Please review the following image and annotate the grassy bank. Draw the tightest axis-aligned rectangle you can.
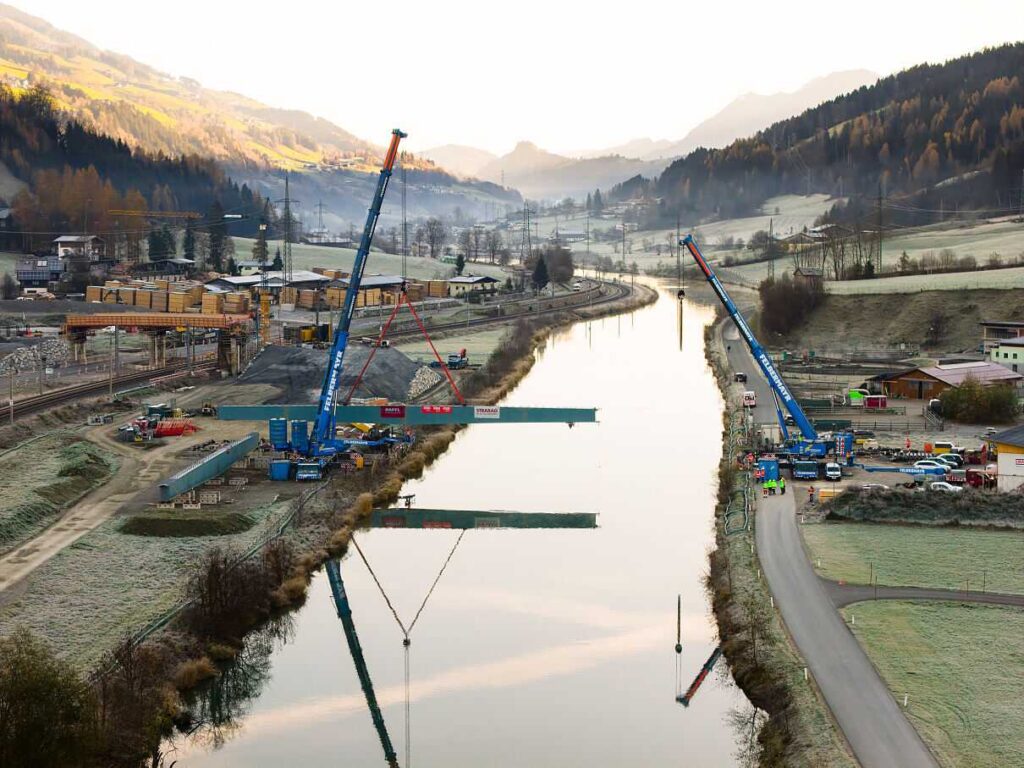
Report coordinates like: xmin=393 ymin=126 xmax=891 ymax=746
xmin=0 ymin=434 xmax=118 ymax=553
xmin=842 ymin=601 xmax=1024 ymax=768
xmin=703 ymin=318 xmax=855 ymax=768
xmin=803 ymin=522 xmax=1024 ymax=594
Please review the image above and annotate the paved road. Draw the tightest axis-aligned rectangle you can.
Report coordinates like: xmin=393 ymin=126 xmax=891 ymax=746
xmin=825 ymin=579 xmax=1024 ymax=609
xmin=719 ymin=317 xmax=939 ymax=768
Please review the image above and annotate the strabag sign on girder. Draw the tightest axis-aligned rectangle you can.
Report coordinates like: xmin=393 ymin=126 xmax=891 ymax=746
xmin=473 ymin=405 xmax=501 ymax=419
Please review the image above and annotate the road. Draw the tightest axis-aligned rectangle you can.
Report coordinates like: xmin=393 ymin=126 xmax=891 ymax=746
xmin=825 ymin=579 xmax=1024 ymax=609
xmin=721 ymin=318 xmax=939 ymax=768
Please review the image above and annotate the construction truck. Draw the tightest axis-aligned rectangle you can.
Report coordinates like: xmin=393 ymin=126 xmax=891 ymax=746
xmin=431 ymin=348 xmax=468 ymax=370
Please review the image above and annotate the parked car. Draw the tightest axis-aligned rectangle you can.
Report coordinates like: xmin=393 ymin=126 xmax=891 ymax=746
xmin=734 ymin=372 xmax=747 ymax=383
xmin=936 ymin=453 xmax=964 ymax=468
xmin=572 ymin=282 xmax=583 ymax=292
xmin=861 ymin=483 xmax=888 ymax=491
xmin=914 ymin=460 xmax=948 ymax=471
xmin=824 ymin=462 xmax=842 ymax=481
xmin=932 ymin=440 xmax=964 ymax=455
xmin=927 ymin=481 xmax=963 ymax=492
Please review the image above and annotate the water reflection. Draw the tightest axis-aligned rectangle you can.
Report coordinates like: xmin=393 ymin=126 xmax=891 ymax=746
xmin=169 ymin=286 xmax=748 ymax=767
xmin=173 ymin=616 xmax=295 ymax=755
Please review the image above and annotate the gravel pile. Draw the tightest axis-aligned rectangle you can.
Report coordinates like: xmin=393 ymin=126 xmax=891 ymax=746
xmin=237 ymin=343 xmax=429 ymax=403
xmin=407 ymin=366 xmax=443 ymax=400
xmin=0 ymin=338 xmax=69 ymax=374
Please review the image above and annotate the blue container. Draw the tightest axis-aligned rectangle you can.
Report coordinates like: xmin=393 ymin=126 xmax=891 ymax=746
xmin=268 ymin=460 xmax=292 ymax=481
xmin=757 ymin=458 xmax=780 ymax=482
xmin=269 ymin=418 xmax=289 ymax=451
xmin=290 ymin=420 xmax=309 ymax=453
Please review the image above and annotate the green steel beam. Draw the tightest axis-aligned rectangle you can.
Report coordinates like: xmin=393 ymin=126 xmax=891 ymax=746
xmin=369 ymin=508 xmax=597 ymax=529
xmin=216 ymin=404 xmax=597 ymax=425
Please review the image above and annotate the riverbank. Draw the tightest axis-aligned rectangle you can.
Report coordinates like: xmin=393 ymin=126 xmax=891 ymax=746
xmin=702 ymin=315 xmax=855 ymax=768
xmin=28 ymin=279 xmax=659 ymax=766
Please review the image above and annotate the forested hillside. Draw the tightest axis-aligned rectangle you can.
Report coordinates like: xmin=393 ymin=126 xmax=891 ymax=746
xmin=653 ymin=44 xmax=1024 ymax=226
xmin=2 ymin=85 xmax=270 ymax=253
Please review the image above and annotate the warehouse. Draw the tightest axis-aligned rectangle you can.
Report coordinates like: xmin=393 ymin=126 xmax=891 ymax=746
xmin=881 ymin=361 xmax=1023 ymax=399
xmin=987 ymin=425 xmax=1024 ymax=492
xmin=448 ymin=274 xmax=499 ymax=296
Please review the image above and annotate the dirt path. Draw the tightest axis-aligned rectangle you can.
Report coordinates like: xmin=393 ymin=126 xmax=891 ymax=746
xmin=0 ymin=420 xmax=257 ymax=595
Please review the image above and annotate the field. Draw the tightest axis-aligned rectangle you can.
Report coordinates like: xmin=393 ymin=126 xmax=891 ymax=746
xmin=723 ymin=218 xmax=1024 ymax=293
xmin=393 ymin=326 xmax=508 ymax=364
xmin=0 ymin=496 xmax=297 ymax=669
xmin=841 ymin=601 xmax=1024 ymax=768
xmin=803 ymin=522 xmax=1024 ymax=594
xmin=231 ymin=238 xmax=507 ymax=282
xmin=0 ymin=433 xmax=117 ymax=553
xmin=530 ymin=194 xmax=836 ymax=273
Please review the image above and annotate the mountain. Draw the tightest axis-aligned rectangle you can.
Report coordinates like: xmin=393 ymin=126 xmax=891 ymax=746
xmin=471 ymin=141 xmax=665 ymax=200
xmin=656 ymin=70 xmax=879 ymax=159
xmin=418 ymin=144 xmax=497 ymax=178
xmin=576 ymin=138 xmax=674 ymax=160
xmin=0 ymin=3 xmax=373 ymax=167
xmin=652 ymin=45 xmax=1024 ymax=225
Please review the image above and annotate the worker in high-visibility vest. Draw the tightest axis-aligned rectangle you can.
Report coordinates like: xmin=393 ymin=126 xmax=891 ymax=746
xmin=779 ymin=477 xmax=786 ymax=495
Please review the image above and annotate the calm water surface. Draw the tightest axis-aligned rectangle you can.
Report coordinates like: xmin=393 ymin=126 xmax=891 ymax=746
xmin=171 ymin=285 xmax=747 ymax=767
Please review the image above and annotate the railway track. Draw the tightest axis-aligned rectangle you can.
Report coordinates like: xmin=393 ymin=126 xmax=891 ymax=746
xmin=1 ymin=360 xmax=212 ymax=421
xmin=381 ymin=280 xmax=633 ymax=340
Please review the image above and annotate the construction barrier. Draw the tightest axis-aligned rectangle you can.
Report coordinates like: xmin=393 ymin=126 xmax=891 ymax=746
xmin=158 ymin=432 xmax=259 ymax=502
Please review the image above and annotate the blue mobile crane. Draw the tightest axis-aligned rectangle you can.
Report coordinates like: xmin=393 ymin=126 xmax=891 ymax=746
xmin=278 ymin=129 xmax=410 ymax=480
xmin=680 ymin=234 xmax=853 ymax=459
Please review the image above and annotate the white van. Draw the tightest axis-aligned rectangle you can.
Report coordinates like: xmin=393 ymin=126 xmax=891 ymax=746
xmin=824 ymin=462 xmax=842 ymax=481
xmin=742 ymin=391 xmax=757 ymax=408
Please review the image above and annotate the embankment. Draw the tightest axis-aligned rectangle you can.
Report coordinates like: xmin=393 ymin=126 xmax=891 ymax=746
xmin=703 ymin=317 xmax=856 ymax=768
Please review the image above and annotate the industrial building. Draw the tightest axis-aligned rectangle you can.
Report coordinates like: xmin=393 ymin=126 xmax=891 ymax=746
xmin=879 ymin=361 xmax=1023 ymax=399
xmin=987 ymin=425 xmax=1024 ymax=492
xmin=980 ymin=320 xmax=1024 ymax=351
xmin=448 ymin=274 xmax=499 ymax=296
xmin=989 ymin=337 xmax=1024 ymax=373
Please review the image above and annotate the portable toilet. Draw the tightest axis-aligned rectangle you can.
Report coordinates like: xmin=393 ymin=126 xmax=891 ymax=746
xmin=269 ymin=418 xmax=289 ymax=451
xmin=290 ymin=420 xmax=310 ymax=453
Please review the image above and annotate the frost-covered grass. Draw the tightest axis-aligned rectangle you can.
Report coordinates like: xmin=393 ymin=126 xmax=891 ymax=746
xmin=0 ymin=498 xmax=295 ymax=669
xmin=843 ymin=601 xmax=1024 ymax=768
xmin=803 ymin=522 xmax=1024 ymax=594
xmin=0 ymin=435 xmax=117 ymax=552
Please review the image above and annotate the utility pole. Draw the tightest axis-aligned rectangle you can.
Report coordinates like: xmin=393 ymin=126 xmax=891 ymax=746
xmin=676 ymin=212 xmax=681 ymax=288
xmin=1019 ymin=168 xmax=1024 ymax=218
xmin=108 ymin=327 xmax=118 ymax=398
xmin=767 ymin=217 xmax=775 ymax=281
xmin=585 ymin=211 xmax=590 ymax=269
xmin=8 ymin=368 xmax=13 ymax=425
xmin=277 ymin=173 xmax=299 ymax=284
xmin=877 ymin=182 xmax=884 ymax=274
xmin=401 ymin=162 xmax=408 ymax=280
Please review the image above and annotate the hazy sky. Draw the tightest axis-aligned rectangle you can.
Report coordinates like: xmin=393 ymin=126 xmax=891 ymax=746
xmin=21 ymin=0 xmax=1024 ymax=155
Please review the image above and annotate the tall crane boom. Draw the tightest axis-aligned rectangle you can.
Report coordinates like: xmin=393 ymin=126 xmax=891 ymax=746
xmin=679 ymin=234 xmax=819 ymax=445
xmin=310 ymin=129 xmax=406 ymax=457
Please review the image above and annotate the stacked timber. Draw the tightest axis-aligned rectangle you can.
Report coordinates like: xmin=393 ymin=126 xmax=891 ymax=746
xmin=427 ymin=280 xmax=447 ymax=298
xmin=223 ymin=292 xmax=250 ymax=314
xmin=201 ymin=293 xmax=224 ymax=314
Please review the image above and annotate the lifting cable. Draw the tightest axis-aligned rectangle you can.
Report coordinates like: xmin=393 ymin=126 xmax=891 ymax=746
xmin=350 ymin=529 xmax=467 ymax=768
xmin=342 ymin=290 xmax=466 ymax=407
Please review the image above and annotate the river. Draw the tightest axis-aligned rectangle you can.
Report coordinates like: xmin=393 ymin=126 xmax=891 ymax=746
xmin=168 ymin=284 xmax=748 ymax=767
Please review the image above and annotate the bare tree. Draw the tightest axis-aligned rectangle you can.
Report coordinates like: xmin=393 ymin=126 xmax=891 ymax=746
xmin=424 ymin=218 xmax=448 ymax=259
xmin=485 ymin=229 xmax=503 ymax=263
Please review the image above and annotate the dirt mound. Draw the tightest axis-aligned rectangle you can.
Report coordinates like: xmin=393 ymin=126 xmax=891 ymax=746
xmin=237 ymin=343 xmax=440 ymax=403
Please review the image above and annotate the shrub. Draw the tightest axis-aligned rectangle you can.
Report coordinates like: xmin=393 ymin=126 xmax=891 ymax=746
xmin=940 ymin=376 xmax=1020 ymax=423
xmin=757 ymin=274 xmax=825 ymax=335
xmin=0 ymin=628 xmax=98 ymax=766
xmin=173 ymin=657 xmax=218 ymax=690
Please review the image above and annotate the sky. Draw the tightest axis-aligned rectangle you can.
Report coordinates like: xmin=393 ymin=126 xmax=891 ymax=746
xmin=18 ymin=0 xmax=1024 ymax=155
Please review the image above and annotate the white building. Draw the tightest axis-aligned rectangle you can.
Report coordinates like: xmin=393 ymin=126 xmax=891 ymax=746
xmin=989 ymin=337 xmax=1024 ymax=374
xmin=54 ymin=235 xmax=105 ymax=262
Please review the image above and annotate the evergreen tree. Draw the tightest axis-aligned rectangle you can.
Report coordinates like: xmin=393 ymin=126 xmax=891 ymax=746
xmin=252 ymin=214 xmax=269 ymax=264
xmin=455 ymin=252 xmax=466 ymax=276
xmin=586 ymin=192 xmax=592 ymax=211
xmin=182 ymin=219 xmax=196 ymax=262
xmin=272 ymin=247 xmax=283 ymax=271
xmin=592 ymin=189 xmax=603 ymax=213
xmin=207 ymin=200 xmax=227 ymax=272
xmin=227 ymin=256 xmax=239 ymax=276
xmin=532 ymin=256 xmax=549 ymax=290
